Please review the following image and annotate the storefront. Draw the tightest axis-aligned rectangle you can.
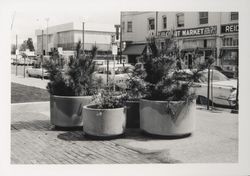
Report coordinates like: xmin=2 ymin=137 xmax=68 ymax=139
xmin=219 ymin=23 xmax=238 ymax=72
xmin=175 ymin=26 xmax=217 ymax=69
xmin=122 ymin=44 xmax=146 ymax=64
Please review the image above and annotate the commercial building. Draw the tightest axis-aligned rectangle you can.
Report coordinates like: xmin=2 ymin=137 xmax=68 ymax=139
xmin=35 ymin=22 xmax=115 ymax=58
xmin=121 ymin=12 xmax=238 ymax=72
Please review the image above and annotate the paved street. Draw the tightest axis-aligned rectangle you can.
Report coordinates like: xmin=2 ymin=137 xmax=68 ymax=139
xmin=11 ymin=71 xmax=48 ymax=90
xmin=11 ymin=102 xmax=238 ymax=164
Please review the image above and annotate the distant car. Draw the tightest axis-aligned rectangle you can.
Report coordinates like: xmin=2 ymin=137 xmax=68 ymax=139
xmin=173 ymin=69 xmax=237 ymax=108
xmin=213 ymin=65 xmax=235 ymax=79
xmin=93 ymin=64 xmax=134 ymax=89
xmin=26 ymin=66 xmax=49 ymax=78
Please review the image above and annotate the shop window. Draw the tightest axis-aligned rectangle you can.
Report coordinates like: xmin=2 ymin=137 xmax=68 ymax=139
xmin=231 ymin=12 xmax=238 ymax=21
xmin=162 ymin=16 xmax=167 ymax=29
xmin=223 ymin=37 xmax=238 ymax=47
xmin=199 ymin=12 xmax=208 ymax=24
xmin=127 ymin=21 xmax=132 ymax=32
xmin=148 ymin=18 xmax=155 ymax=30
xmin=176 ymin=13 xmax=184 ymax=27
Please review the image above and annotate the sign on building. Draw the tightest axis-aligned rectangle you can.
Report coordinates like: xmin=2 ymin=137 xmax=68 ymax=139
xmin=221 ymin=23 xmax=238 ymax=34
xmin=174 ymin=26 xmax=217 ymax=37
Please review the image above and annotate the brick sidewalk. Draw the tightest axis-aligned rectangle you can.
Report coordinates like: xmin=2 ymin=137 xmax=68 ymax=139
xmin=11 ymin=102 xmax=238 ymax=164
xmin=11 ymin=102 xmax=161 ymax=164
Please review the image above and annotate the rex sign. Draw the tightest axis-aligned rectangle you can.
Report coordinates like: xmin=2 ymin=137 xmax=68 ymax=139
xmin=174 ymin=26 xmax=217 ymax=37
xmin=221 ymin=23 xmax=238 ymax=34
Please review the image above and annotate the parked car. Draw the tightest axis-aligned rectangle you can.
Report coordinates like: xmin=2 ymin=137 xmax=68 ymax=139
xmin=93 ymin=64 xmax=134 ymax=89
xmin=26 ymin=66 xmax=49 ymax=78
xmin=213 ymin=65 xmax=235 ymax=78
xmin=173 ymin=69 xmax=237 ymax=108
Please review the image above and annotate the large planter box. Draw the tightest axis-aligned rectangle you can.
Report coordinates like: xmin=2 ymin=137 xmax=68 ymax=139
xmin=83 ymin=105 xmax=126 ymax=138
xmin=126 ymin=100 xmax=140 ymax=128
xmin=50 ymin=95 xmax=92 ymax=127
xmin=140 ymin=99 xmax=196 ymax=136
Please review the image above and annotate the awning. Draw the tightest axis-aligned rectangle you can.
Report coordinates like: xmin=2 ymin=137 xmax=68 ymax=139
xmin=122 ymin=44 xmax=146 ymax=55
xmin=220 ymin=47 xmax=238 ymax=51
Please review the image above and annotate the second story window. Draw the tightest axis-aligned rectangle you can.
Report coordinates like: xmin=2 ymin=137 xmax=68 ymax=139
xmin=231 ymin=12 xmax=238 ymax=20
xmin=199 ymin=12 xmax=208 ymax=24
xmin=177 ymin=13 xmax=184 ymax=27
xmin=127 ymin=21 xmax=132 ymax=32
xmin=162 ymin=16 xmax=167 ymax=29
xmin=148 ymin=18 xmax=155 ymax=30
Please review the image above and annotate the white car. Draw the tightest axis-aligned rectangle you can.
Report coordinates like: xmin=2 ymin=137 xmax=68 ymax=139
xmin=191 ymin=69 xmax=237 ymax=107
xmin=26 ymin=67 xmax=49 ymax=78
xmin=93 ymin=64 xmax=134 ymax=89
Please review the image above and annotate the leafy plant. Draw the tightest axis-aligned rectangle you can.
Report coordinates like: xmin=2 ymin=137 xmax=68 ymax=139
xmin=44 ymin=41 xmax=101 ymax=96
xmin=91 ymin=89 xmax=127 ymax=109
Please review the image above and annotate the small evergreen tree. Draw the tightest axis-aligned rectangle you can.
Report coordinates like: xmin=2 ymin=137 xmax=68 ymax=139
xmin=45 ymin=41 xmax=100 ymax=96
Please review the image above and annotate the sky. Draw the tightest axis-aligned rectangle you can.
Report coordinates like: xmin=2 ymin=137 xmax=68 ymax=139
xmin=10 ymin=8 xmax=120 ymax=45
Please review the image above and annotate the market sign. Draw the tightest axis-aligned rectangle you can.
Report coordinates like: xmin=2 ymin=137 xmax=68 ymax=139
xmin=158 ymin=26 xmax=217 ymax=38
xmin=174 ymin=26 xmax=217 ymax=37
xmin=221 ymin=23 xmax=238 ymax=34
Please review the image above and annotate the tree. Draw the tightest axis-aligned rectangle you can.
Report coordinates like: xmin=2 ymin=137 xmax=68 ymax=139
xmin=11 ymin=44 xmax=17 ymax=54
xmin=19 ymin=38 xmax=35 ymax=51
xmin=26 ymin=38 xmax=35 ymax=51
xmin=19 ymin=40 xmax=27 ymax=51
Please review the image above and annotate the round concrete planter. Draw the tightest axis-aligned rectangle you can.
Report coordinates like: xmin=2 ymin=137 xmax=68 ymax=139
xmin=83 ymin=105 xmax=126 ymax=138
xmin=125 ymin=100 xmax=140 ymax=128
xmin=50 ymin=95 xmax=92 ymax=127
xmin=140 ymin=99 xmax=196 ymax=137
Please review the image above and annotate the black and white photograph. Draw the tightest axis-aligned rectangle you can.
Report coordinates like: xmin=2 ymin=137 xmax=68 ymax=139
xmin=1 ymin=0 xmax=250 ymax=175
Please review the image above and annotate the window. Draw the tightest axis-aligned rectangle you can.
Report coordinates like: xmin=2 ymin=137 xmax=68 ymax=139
xmin=162 ymin=16 xmax=167 ymax=29
xmin=176 ymin=13 xmax=184 ymax=27
xmin=148 ymin=18 xmax=155 ymax=30
xmin=199 ymin=12 xmax=208 ymax=24
xmin=127 ymin=21 xmax=132 ymax=32
xmin=231 ymin=12 xmax=238 ymax=20
xmin=223 ymin=37 xmax=238 ymax=46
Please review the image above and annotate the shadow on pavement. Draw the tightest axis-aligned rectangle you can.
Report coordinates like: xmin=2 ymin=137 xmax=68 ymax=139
xmin=57 ymin=128 xmax=192 ymax=142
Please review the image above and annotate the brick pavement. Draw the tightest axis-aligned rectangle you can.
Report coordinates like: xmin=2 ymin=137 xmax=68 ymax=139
xmin=11 ymin=102 xmax=162 ymax=164
xmin=11 ymin=102 xmax=238 ymax=164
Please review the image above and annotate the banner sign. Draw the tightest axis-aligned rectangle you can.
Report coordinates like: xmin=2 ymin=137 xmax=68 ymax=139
xmin=158 ymin=26 xmax=217 ymax=38
xmin=221 ymin=23 xmax=238 ymax=34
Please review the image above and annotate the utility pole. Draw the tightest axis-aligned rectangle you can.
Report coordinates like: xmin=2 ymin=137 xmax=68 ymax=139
xmin=46 ymin=18 xmax=49 ymax=55
xmin=15 ymin=34 xmax=18 ymax=76
xmin=207 ymin=65 xmax=210 ymax=110
xmin=120 ymin=12 xmax=122 ymax=64
xmin=41 ymin=30 xmax=44 ymax=80
xmin=82 ymin=22 xmax=85 ymax=54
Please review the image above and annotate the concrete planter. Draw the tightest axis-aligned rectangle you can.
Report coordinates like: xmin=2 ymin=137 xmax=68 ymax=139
xmin=50 ymin=95 xmax=92 ymax=127
xmin=125 ymin=100 xmax=140 ymax=128
xmin=83 ymin=105 xmax=126 ymax=138
xmin=140 ymin=99 xmax=196 ymax=136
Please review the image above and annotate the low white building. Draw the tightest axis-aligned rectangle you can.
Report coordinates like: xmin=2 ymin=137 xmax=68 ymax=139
xmin=35 ymin=22 xmax=115 ymax=57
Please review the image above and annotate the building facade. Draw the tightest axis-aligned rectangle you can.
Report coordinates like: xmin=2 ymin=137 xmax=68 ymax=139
xmin=35 ymin=22 xmax=115 ymax=57
xmin=121 ymin=12 xmax=238 ymax=72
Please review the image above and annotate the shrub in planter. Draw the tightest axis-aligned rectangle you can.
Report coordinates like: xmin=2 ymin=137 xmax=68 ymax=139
xmin=44 ymin=42 xmax=101 ymax=127
xmin=83 ymin=90 xmax=127 ymax=138
xmin=138 ymin=36 xmax=208 ymax=137
xmin=125 ymin=63 xmax=147 ymax=128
